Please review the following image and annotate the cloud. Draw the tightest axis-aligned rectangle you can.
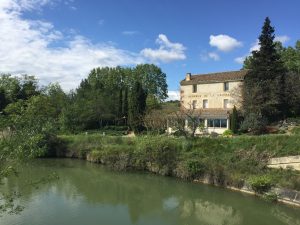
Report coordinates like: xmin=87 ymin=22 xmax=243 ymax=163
xmin=234 ymin=56 xmax=246 ymax=64
xmin=209 ymin=34 xmax=242 ymax=52
xmin=167 ymin=90 xmax=180 ymax=101
xmin=235 ymin=35 xmax=290 ymax=64
xmin=141 ymin=34 xmax=186 ymax=63
xmin=0 ymin=0 xmax=148 ymax=90
xmin=275 ymin=35 xmax=290 ymax=44
xmin=122 ymin=30 xmax=139 ymax=36
xmin=208 ymin=52 xmax=220 ymax=61
xmin=200 ymin=51 xmax=220 ymax=62
xmin=249 ymin=39 xmax=260 ymax=52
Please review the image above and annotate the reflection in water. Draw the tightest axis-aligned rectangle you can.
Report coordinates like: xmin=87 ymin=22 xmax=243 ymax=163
xmin=163 ymin=197 xmax=180 ymax=211
xmin=272 ymin=208 xmax=300 ymax=225
xmin=1 ymin=159 xmax=300 ymax=225
xmin=194 ymin=200 xmax=242 ymax=225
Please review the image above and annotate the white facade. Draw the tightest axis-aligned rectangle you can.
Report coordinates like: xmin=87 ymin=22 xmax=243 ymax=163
xmin=169 ymin=71 xmax=246 ymax=135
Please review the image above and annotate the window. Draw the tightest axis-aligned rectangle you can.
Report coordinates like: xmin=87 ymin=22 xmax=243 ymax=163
xmin=224 ymin=99 xmax=229 ymax=109
xmin=224 ymin=82 xmax=229 ymax=91
xmin=192 ymin=84 xmax=197 ymax=93
xmin=192 ymin=100 xmax=197 ymax=109
xmin=203 ymin=99 xmax=208 ymax=109
xmin=208 ymin=119 xmax=214 ymax=127
xmin=207 ymin=119 xmax=228 ymax=128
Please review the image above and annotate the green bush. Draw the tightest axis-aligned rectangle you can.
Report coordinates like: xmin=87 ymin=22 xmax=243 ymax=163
xmin=262 ymin=192 xmax=278 ymax=202
xmin=222 ymin=129 xmax=233 ymax=137
xmin=241 ymin=113 xmax=267 ymax=134
xmin=248 ymin=175 xmax=274 ymax=194
xmin=186 ymin=159 xmax=206 ymax=178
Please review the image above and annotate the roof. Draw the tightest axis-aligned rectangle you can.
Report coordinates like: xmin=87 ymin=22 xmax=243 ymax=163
xmin=180 ymin=70 xmax=249 ymax=86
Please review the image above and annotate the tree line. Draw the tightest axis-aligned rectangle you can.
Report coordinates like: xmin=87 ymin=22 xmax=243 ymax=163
xmin=0 ymin=64 xmax=168 ymax=177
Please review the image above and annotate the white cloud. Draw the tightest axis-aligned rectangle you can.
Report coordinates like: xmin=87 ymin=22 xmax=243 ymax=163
xmin=200 ymin=51 xmax=220 ymax=62
xmin=209 ymin=34 xmax=242 ymax=52
xmin=249 ymin=39 xmax=260 ymax=52
xmin=234 ymin=56 xmax=246 ymax=64
xmin=275 ymin=35 xmax=290 ymax=44
xmin=0 ymin=0 xmax=148 ymax=90
xmin=235 ymin=34 xmax=290 ymax=64
xmin=167 ymin=90 xmax=180 ymax=101
xmin=208 ymin=52 xmax=220 ymax=61
xmin=141 ymin=34 xmax=186 ymax=63
xmin=0 ymin=1 xmax=186 ymax=90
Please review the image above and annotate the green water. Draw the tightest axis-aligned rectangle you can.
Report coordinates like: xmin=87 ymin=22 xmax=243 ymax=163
xmin=1 ymin=159 xmax=300 ymax=225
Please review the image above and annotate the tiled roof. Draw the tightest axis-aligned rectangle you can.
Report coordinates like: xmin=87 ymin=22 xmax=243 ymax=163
xmin=180 ymin=70 xmax=249 ymax=85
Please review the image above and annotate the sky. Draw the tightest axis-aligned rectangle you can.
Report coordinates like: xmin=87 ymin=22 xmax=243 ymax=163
xmin=0 ymin=0 xmax=300 ymax=100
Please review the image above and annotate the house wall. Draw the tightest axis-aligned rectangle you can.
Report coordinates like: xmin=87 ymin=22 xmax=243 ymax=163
xmin=180 ymin=81 xmax=242 ymax=110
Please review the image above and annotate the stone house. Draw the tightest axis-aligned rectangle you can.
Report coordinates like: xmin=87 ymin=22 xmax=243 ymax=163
xmin=170 ymin=70 xmax=248 ymax=134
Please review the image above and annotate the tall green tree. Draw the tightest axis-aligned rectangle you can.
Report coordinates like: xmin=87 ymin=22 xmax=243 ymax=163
xmin=230 ymin=106 xmax=239 ymax=134
xmin=128 ymin=81 xmax=147 ymax=132
xmin=0 ymin=74 xmax=21 ymax=103
xmin=18 ymin=75 xmax=40 ymax=100
xmin=242 ymin=17 xmax=286 ymax=124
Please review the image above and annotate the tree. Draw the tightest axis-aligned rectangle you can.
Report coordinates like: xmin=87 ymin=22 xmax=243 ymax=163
xmin=284 ymin=72 xmax=300 ymax=116
xmin=230 ymin=106 xmax=239 ymax=134
xmin=128 ymin=81 xmax=147 ymax=132
xmin=0 ymin=74 xmax=21 ymax=103
xmin=134 ymin=64 xmax=168 ymax=102
xmin=18 ymin=75 xmax=40 ymax=100
xmin=242 ymin=17 xmax=286 ymax=125
xmin=169 ymin=104 xmax=204 ymax=138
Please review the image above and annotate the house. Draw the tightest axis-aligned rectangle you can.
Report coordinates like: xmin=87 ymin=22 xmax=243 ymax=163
xmin=170 ymin=70 xmax=248 ymax=134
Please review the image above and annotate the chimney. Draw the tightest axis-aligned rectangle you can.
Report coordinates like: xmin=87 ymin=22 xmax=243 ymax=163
xmin=185 ymin=73 xmax=191 ymax=81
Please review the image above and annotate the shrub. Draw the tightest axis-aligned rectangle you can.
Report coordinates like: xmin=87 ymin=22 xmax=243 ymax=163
xmin=222 ymin=129 xmax=233 ymax=137
xmin=241 ymin=113 xmax=267 ymax=134
xmin=262 ymin=192 xmax=278 ymax=202
xmin=186 ymin=159 xmax=207 ymax=178
xmin=248 ymin=175 xmax=274 ymax=194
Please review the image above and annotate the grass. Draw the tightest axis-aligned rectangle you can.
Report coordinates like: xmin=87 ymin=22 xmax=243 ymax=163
xmin=56 ymin=130 xmax=300 ymax=191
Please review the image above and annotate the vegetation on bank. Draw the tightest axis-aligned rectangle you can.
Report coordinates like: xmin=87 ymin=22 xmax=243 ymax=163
xmin=54 ymin=133 xmax=300 ymax=195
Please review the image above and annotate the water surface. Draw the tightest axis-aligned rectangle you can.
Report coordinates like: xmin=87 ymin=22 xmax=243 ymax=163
xmin=1 ymin=159 xmax=300 ymax=225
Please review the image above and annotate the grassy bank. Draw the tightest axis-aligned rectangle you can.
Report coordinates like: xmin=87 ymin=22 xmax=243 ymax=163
xmin=53 ymin=132 xmax=300 ymax=194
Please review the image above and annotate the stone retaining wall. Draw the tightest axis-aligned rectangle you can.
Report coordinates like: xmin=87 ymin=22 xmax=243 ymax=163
xmin=268 ymin=155 xmax=300 ymax=171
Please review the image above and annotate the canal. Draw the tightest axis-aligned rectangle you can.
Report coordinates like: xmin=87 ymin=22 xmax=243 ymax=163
xmin=1 ymin=159 xmax=300 ymax=225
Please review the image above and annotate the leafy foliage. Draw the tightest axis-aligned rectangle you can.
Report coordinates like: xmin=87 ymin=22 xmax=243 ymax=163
xmin=242 ymin=17 xmax=286 ymax=126
xmin=248 ymin=175 xmax=274 ymax=194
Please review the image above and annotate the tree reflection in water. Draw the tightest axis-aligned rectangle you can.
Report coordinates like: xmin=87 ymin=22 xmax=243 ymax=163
xmin=1 ymin=159 xmax=300 ymax=225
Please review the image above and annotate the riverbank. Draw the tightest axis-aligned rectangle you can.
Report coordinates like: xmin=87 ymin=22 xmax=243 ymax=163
xmin=50 ymin=133 xmax=300 ymax=206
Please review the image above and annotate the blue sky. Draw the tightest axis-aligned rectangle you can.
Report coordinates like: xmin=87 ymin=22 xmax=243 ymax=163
xmin=0 ymin=0 xmax=300 ymax=100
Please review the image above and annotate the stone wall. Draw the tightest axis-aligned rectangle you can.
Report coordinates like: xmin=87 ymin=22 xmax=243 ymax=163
xmin=268 ymin=155 xmax=300 ymax=171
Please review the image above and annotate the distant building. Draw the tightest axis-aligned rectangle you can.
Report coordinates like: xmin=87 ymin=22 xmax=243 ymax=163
xmin=170 ymin=70 xmax=248 ymax=134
